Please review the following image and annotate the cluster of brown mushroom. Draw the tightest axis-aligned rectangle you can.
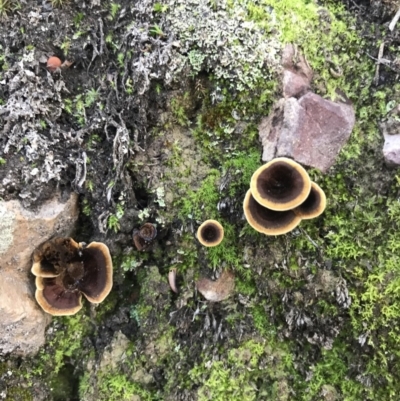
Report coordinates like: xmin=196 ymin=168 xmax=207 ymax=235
xmin=32 ymin=237 xmax=113 ymax=316
xmin=243 ymin=157 xmax=326 ymax=235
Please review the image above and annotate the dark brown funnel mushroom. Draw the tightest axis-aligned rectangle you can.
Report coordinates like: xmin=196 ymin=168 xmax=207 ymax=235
xmin=243 ymin=189 xmax=301 ymax=235
xmin=250 ymin=157 xmax=311 ymax=211
xmin=32 ymin=238 xmax=113 ymax=316
xmin=197 ymin=220 xmax=224 ymax=247
xmin=35 ymin=276 xmax=83 ymax=316
xmin=79 ymin=242 xmax=113 ymax=303
xmin=294 ymin=182 xmax=326 ymax=219
xmin=133 ymin=223 xmax=157 ymax=251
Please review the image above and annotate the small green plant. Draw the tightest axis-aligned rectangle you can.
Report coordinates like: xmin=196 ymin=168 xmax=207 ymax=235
xmin=149 ymin=24 xmax=165 ymax=37
xmin=85 ymin=88 xmax=99 ymax=107
xmin=107 ymin=214 xmax=120 ymax=233
xmin=51 ymin=0 xmax=69 ymax=8
xmin=73 ymin=12 xmax=84 ymax=26
xmin=153 ymin=2 xmax=168 ymax=13
xmin=60 ymin=38 xmax=71 ymax=55
xmin=0 ymin=157 xmax=6 ymax=166
xmin=0 ymin=0 xmax=17 ymax=18
xmin=109 ymin=2 xmax=121 ymax=20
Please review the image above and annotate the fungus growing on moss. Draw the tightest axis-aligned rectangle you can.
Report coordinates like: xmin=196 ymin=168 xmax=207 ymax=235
xmin=32 ymin=238 xmax=113 ymax=316
xmin=294 ymin=182 xmax=327 ymax=219
xmin=197 ymin=219 xmax=224 ymax=247
xmin=46 ymin=56 xmax=62 ymax=72
xmin=243 ymin=189 xmax=301 ymax=235
xmin=250 ymin=157 xmax=311 ymax=211
xmin=133 ymin=223 xmax=157 ymax=251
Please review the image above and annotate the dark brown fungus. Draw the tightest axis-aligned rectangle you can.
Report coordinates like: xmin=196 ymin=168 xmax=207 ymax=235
xmin=197 ymin=219 xmax=224 ymax=247
xmin=31 ymin=238 xmax=113 ymax=316
xmin=294 ymin=182 xmax=327 ymax=219
xmin=243 ymin=189 xmax=301 ymax=235
xmin=250 ymin=157 xmax=311 ymax=211
xmin=133 ymin=223 xmax=157 ymax=251
xmin=139 ymin=223 xmax=157 ymax=241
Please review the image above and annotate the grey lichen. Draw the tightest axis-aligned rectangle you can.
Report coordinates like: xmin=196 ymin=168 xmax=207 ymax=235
xmin=164 ymin=0 xmax=281 ymax=89
xmin=0 ymin=202 xmax=15 ymax=254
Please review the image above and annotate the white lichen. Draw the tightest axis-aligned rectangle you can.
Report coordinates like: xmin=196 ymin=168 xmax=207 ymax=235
xmin=164 ymin=0 xmax=281 ymax=89
xmin=0 ymin=202 xmax=15 ymax=255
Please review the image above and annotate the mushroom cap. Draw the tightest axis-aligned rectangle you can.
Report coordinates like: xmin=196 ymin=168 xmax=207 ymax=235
xmin=139 ymin=223 xmax=157 ymax=241
xmin=35 ymin=276 xmax=83 ymax=316
xmin=197 ymin=219 xmax=224 ymax=247
xmin=31 ymin=237 xmax=82 ymax=278
xmin=196 ymin=270 xmax=235 ymax=302
xmin=79 ymin=242 xmax=113 ymax=304
xmin=294 ymin=182 xmax=326 ymax=219
xmin=46 ymin=56 xmax=62 ymax=72
xmin=250 ymin=157 xmax=311 ymax=211
xmin=243 ymin=189 xmax=301 ymax=235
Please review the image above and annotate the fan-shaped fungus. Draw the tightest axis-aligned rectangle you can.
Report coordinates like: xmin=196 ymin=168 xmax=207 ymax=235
xmin=243 ymin=189 xmax=301 ymax=235
xmin=32 ymin=238 xmax=113 ymax=316
xmin=294 ymin=182 xmax=326 ymax=219
xmin=197 ymin=219 xmax=224 ymax=247
xmin=46 ymin=56 xmax=62 ymax=72
xmin=250 ymin=157 xmax=311 ymax=211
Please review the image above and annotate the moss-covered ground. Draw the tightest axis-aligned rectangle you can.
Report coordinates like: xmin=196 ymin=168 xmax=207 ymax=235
xmin=2 ymin=0 xmax=400 ymax=400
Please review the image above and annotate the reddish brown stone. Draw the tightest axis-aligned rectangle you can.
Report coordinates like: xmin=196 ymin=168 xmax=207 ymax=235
xmin=259 ymin=93 xmax=355 ymax=172
xmin=281 ymin=44 xmax=313 ymax=98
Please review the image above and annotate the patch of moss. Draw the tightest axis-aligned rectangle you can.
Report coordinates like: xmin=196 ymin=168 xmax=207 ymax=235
xmin=189 ymin=339 xmax=296 ymax=401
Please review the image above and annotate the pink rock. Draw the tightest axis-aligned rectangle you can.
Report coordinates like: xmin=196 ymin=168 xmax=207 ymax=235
xmin=383 ymin=133 xmax=400 ymax=166
xmin=281 ymin=44 xmax=313 ymax=98
xmin=259 ymin=93 xmax=355 ymax=172
xmin=0 ymin=192 xmax=78 ymax=355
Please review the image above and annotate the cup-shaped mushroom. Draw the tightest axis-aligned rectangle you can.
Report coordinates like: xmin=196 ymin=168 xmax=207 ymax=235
xmin=243 ymin=189 xmax=301 ymax=235
xmin=197 ymin=220 xmax=224 ymax=247
xmin=35 ymin=276 xmax=83 ymax=316
xmin=294 ymin=182 xmax=326 ymax=219
xmin=79 ymin=242 xmax=113 ymax=304
xmin=139 ymin=223 xmax=157 ymax=241
xmin=47 ymin=56 xmax=62 ymax=72
xmin=250 ymin=157 xmax=311 ymax=211
xmin=31 ymin=237 xmax=82 ymax=278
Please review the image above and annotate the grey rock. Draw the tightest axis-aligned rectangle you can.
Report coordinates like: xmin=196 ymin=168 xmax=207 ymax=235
xmin=383 ymin=133 xmax=400 ymax=166
xmin=281 ymin=44 xmax=313 ymax=99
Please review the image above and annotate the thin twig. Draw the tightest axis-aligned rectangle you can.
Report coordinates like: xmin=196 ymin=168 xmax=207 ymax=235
xmin=389 ymin=8 xmax=400 ymax=31
xmin=374 ymin=42 xmax=385 ymax=85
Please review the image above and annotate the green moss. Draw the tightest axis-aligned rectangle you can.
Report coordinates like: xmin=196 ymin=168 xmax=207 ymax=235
xmin=4 ymin=387 xmax=33 ymax=401
xmin=189 ymin=339 xmax=296 ymax=401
